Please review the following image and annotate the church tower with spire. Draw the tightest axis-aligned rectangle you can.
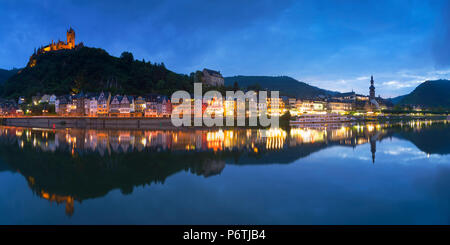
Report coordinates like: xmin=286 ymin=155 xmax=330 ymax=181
xmin=369 ymin=75 xmax=375 ymax=100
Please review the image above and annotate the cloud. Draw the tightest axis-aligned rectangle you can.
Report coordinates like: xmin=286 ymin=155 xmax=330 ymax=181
xmin=382 ymin=80 xmax=422 ymax=89
xmin=357 ymin=76 xmax=370 ymax=81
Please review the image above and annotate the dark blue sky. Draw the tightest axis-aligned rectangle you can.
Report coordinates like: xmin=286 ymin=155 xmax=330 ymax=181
xmin=1 ymin=0 xmax=449 ymax=97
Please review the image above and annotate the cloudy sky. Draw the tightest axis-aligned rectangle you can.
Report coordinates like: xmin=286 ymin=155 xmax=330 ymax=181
xmin=1 ymin=0 xmax=449 ymax=97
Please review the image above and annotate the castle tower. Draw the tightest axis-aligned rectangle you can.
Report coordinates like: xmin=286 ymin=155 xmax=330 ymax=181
xmin=67 ymin=27 xmax=75 ymax=49
xmin=369 ymin=75 xmax=375 ymax=100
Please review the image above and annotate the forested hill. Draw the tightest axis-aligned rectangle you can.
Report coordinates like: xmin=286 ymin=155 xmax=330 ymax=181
xmin=0 ymin=47 xmax=194 ymax=98
xmin=225 ymin=75 xmax=339 ymax=99
xmin=0 ymin=68 xmax=18 ymax=85
xmin=396 ymin=80 xmax=450 ymax=108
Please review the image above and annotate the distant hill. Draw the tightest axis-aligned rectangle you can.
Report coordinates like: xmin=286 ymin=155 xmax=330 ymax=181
xmin=225 ymin=76 xmax=339 ymax=99
xmin=389 ymin=95 xmax=406 ymax=104
xmin=0 ymin=47 xmax=194 ymax=98
xmin=396 ymin=80 xmax=450 ymax=108
xmin=0 ymin=68 xmax=18 ymax=85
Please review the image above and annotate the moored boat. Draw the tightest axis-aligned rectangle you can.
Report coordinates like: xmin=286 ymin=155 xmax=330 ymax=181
xmin=290 ymin=114 xmax=353 ymax=126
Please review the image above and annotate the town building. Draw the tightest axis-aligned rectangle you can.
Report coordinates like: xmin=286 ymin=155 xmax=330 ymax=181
xmin=204 ymin=96 xmax=224 ymax=118
xmin=144 ymin=94 xmax=171 ymax=117
xmin=157 ymin=96 xmax=172 ymax=117
xmin=55 ymin=95 xmax=71 ymax=115
xmin=288 ymin=98 xmax=297 ymax=109
xmin=223 ymin=99 xmax=236 ymax=117
xmin=119 ymin=96 xmax=132 ymax=115
xmin=18 ymin=97 xmax=26 ymax=105
xmin=332 ymin=92 xmax=356 ymax=101
xmin=0 ymin=101 xmax=20 ymax=116
xmin=293 ymin=100 xmax=326 ymax=114
xmin=32 ymin=95 xmax=40 ymax=105
xmin=49 ymin=94 xmax=57 ymax=105
xmin=200 ymin=68 xmax=224 ymax=87
xmin=108 ymin=95 xmax=135 ymax=117
xmin=70 ymin=92 xmax=88 ymax=116
xmin=97 ymin=92 xmax=111 ymax=117
xmin=134 ymin=96 xmax=146 ymax=115
xmin=267 ymin=97 xmax=285 ymax=116
xmin=327 ymin=101 xmax=353 ymax=113
xmin=356 ymin=95 xmax=369 ymax=101
xmin=39 ymin=94 xmax=51 ymax=104
xmin=109 ymin=95 xmax=122 ymax=117
xmin=88 ymin=96 xmax=98 ymax=117
xmin=144 ymin=95 xmax=159 ymax=117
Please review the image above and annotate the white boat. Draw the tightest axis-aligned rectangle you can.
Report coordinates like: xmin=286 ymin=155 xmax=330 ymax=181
xmin=290 ymin=114 xmax=352 ymax=125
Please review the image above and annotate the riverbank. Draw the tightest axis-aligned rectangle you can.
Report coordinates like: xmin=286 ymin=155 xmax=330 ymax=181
xmin=0 ymin=116 xmax=269 ymax=130
xmin=1 ymin=115 xmax=447 ymax=130
xmin=0 ymin=117 xmax=179 ymax=130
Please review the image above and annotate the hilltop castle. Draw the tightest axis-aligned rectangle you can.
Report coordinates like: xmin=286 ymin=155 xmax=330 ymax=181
xmin=28 ymin=28 xmax=83 ymax=67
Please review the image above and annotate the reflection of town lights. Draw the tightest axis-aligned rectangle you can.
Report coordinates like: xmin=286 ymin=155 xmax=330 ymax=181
xmin=290 ymin=128 xmax=324 ymax=143
xmin=246 ymin=130 xmax=252 ymax=138
xmin=264 ymin=128 xmax=287 ymax=138
xmin=12 ymin=118 xmax=445 ymax=159
xmin=207 ymin=130 xmax=225 ymax=141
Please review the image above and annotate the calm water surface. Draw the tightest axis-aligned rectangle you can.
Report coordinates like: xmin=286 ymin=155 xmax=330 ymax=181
xmin=0 ymin=121 xmax=449 ymax=224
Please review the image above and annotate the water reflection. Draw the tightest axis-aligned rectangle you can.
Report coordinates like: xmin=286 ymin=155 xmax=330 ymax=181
xmin=0 ymin=120 xmax=448 ymax=217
